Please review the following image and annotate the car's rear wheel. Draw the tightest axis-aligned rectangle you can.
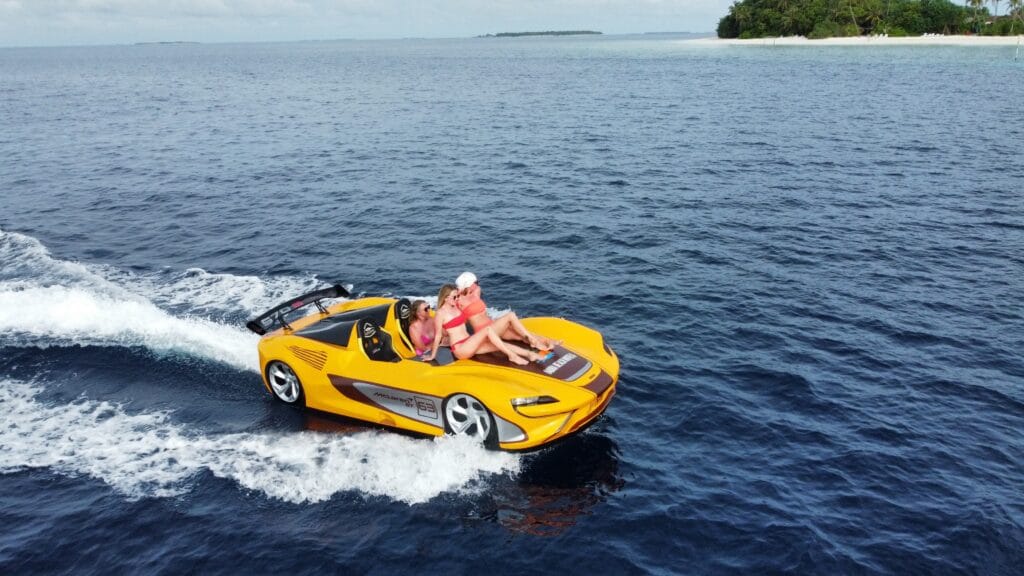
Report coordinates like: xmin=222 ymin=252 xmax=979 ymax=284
xmin=443 ymin=393 xmax=497 ymax=448
xmin=266 ymin=361 xmax=305 ymax=406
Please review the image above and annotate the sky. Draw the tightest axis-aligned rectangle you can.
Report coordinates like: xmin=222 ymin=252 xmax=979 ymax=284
xmin=0 ymin=0 xmax=732 ymax=47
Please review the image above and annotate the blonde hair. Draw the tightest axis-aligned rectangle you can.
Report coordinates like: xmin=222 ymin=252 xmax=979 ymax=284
xmin=437 ymin=284 xmax=457 ymax=307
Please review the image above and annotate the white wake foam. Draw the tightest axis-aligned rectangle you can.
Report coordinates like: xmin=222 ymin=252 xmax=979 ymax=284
xmin=0 ymin=228 xmax=514 ymax=373
xmin=0 ymin=283 xmax=259 ymax=372
xmin=0 ymin=226 xmax=122 ymax=293
xmin=1 ymin=226 xmax=326 ymax=314
xmin=0 ymin=380 xmax=520 ymax=504
xmin=0 ymin=232 xmax=524 ymax=503
xmin=116 ymin=267 xmax=325 ymax=318
xmin=0 ymin=227 xmax=330 ymax=371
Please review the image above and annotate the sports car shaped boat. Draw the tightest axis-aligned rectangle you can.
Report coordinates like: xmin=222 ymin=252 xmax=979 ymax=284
xmin=245 ymin=285 xmax=619 ymax=451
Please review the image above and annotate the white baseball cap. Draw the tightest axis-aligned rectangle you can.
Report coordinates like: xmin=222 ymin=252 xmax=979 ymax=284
xmin=455 ymin=271 xmax=477 ymax=291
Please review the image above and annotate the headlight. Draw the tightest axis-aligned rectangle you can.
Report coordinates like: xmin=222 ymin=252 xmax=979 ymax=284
xmin=510 ymin=395 xmax=558 ymax=407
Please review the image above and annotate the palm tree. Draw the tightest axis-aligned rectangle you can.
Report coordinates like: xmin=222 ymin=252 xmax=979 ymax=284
xmin=1009 ymin=0 xmax=1023 ymax=32
xmin=969 ymin=0 xmax=985 ymax=32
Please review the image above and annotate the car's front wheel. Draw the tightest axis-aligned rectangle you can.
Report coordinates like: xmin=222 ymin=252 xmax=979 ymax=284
xmin=265 ymin=360 xmax=305 ymax=406
xmin=443 ymin=393 xmax=497 ymax=448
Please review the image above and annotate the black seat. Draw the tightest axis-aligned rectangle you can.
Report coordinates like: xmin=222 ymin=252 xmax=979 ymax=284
xmin=357 ymin=318 xmax=400 ymax=362
xmin=394 ymin=298 xmax=414 ymax=350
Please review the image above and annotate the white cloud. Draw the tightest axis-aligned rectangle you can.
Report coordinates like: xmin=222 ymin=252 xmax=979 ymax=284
xmin=0 ymin=0 xmax=23 ymax=13
xmin=19 ymin=0 xmax=315 ymax=18
xmin=0 ymin=0 xmax=732 ymax=46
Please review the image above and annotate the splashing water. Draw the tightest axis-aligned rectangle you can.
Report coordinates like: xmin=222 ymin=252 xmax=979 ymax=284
xmin=0 ymin=380 xmax=520 ymax=504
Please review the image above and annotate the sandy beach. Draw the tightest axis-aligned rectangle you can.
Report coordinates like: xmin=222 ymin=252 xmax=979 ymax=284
xmin=684 ymin=34 xmax=1024 ymax=46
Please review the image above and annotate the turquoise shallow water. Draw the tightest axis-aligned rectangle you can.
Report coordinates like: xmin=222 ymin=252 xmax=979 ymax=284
xmin=1 ymin=35 xmax=1022 ymax=574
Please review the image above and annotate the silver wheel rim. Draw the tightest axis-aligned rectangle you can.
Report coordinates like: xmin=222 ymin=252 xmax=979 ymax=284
xmin=444 ymin=394 xmax=492 ymax=441
xmin=267 ymin=362 xmax=301 ymax=403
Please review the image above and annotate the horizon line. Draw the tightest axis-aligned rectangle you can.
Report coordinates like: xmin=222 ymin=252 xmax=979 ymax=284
xmin=0 ymin=31 xmax=712 ymax=50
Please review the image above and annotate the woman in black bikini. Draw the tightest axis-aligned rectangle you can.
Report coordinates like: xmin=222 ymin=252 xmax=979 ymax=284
xmin=421 ymin=284 xmax=541 ymax=365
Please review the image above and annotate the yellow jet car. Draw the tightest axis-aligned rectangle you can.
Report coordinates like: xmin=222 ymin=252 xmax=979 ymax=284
xmin=245 ymin=285 xmax=619 ymax=451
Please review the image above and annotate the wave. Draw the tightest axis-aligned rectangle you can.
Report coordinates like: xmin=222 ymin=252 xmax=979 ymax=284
xmin=0 ymin=227 xmax=330 ymax=371
xmin=0 ymin=283 xmax=259 ymax=372
xmin=0 ymin=379 xmax=520 ymax=504
xmin=112 ymin=267 xmax=326 ymax=318
xmin=0 ymin=226 xmax=324 ymax=317
xmin=0 ymin=227 xmax=510 ymax=370
xmin=0 ymin=226 xmax=119 ymax=293
xmin=0 ymin=229 xmax=522 ymax=504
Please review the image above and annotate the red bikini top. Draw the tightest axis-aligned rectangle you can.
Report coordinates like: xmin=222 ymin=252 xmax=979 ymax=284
xmin=442 ymin=310 xmax=468 ymax=330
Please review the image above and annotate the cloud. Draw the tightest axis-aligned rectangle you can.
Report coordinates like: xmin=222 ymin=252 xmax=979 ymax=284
xmin=9 ymin=0 xmax=728 ymax=21
xmin=0 ymin=0 xmax=731 ymax=46
xmin=0 ymin=0 xmax=23 ymax=13
xmin=17 ymin=0 xmax=316 ymax=19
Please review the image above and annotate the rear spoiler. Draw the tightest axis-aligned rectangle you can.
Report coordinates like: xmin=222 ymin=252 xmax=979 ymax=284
xmin=245 ymin=283 xmax=351 ymax=335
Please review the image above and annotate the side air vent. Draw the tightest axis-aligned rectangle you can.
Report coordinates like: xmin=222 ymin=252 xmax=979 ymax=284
xmin=289 ymin=346 xmax=328 ymax=371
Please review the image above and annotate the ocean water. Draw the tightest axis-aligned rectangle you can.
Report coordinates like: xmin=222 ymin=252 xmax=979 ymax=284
xmin=1 ymin=35 xmax=1022 ymax=574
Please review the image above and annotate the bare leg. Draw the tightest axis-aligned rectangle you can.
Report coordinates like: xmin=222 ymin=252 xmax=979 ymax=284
xmin=488 ymin=312 xmax=528 ymax=342
xmin=462 ymin=337 xmax=542 ymax=363
xmin=503 ymin=340 xmax=545 ymax=362
xmin=482 ymin=326 xmax=533 ymax=364
xmin=489 ymin=311 xmax=559 ymax=350
xmin=460 ymin=339 xmax=538 ymax=363
xmin=453 ymin=327 xmax=529 ymax=365
xmin=452 ymin=331 xmax=496 ymax=359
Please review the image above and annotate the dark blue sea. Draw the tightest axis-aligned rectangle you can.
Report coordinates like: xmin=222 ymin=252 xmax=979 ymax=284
xmin=1 ymin=35 xmax=1022 ymax=574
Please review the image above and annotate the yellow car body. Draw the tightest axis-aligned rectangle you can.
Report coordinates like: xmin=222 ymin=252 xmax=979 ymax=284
xmin=247 ymin=286 xmax=619 ymax=451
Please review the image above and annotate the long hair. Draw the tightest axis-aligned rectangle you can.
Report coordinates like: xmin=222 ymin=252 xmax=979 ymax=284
xmin=410 ymin=299 xmax=428 ymax=320
xmin=437 ymin=284 xmax=457 ymax=308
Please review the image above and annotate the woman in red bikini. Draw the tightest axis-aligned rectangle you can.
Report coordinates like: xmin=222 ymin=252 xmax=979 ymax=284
xmin=422 ymin=284 xmax=541 ymax=365
xmin=455 ymin=271 xmax=558 ymax=351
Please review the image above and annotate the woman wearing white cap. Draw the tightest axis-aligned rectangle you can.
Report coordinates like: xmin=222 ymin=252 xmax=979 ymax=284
xmin=422 ymin=284 xmax=541 ymax=365
xmin=455 ymin=271 xmax=558 ymax=351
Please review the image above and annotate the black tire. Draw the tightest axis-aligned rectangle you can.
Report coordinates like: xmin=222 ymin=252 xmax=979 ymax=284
xmin=265 ymin=360 xmax=306 ymax=407
xmin=442 ymin=393 xmax=498 ymax=449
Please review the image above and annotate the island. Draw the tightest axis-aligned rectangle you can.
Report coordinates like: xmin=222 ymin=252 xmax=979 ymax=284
xmin=716 ymin=0 xmax=1024 ymax=39
xmin=478 ymin=31 xmax=602 ymax=38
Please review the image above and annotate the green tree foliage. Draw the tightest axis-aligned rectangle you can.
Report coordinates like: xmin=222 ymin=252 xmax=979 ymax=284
xmin=715 ymin=0 xmax=1011 ymax=37
xmin=1009 ymin=0 xmax=1024 ymax=33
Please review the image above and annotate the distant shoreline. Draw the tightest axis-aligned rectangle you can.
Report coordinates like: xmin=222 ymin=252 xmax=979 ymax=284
xmin=478 ymin=31 xmax=602 ymax=38
xmin=684 ymin=35 xmax=1024 ymax=46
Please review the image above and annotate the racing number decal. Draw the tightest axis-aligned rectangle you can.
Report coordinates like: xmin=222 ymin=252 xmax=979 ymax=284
xmin=415 ymin=396 xmax=438 ymax=419
xmin=329 ymin=375 xmax=443 ymax=428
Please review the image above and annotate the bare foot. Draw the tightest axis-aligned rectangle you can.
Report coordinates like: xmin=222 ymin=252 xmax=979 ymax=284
xmin=508 ymin=353 xmax=529 ymax=366
xmin=526 ymin=334 xmax=547 ymax=350
xmin=529 ymin=335 xmax=561 ymax=351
